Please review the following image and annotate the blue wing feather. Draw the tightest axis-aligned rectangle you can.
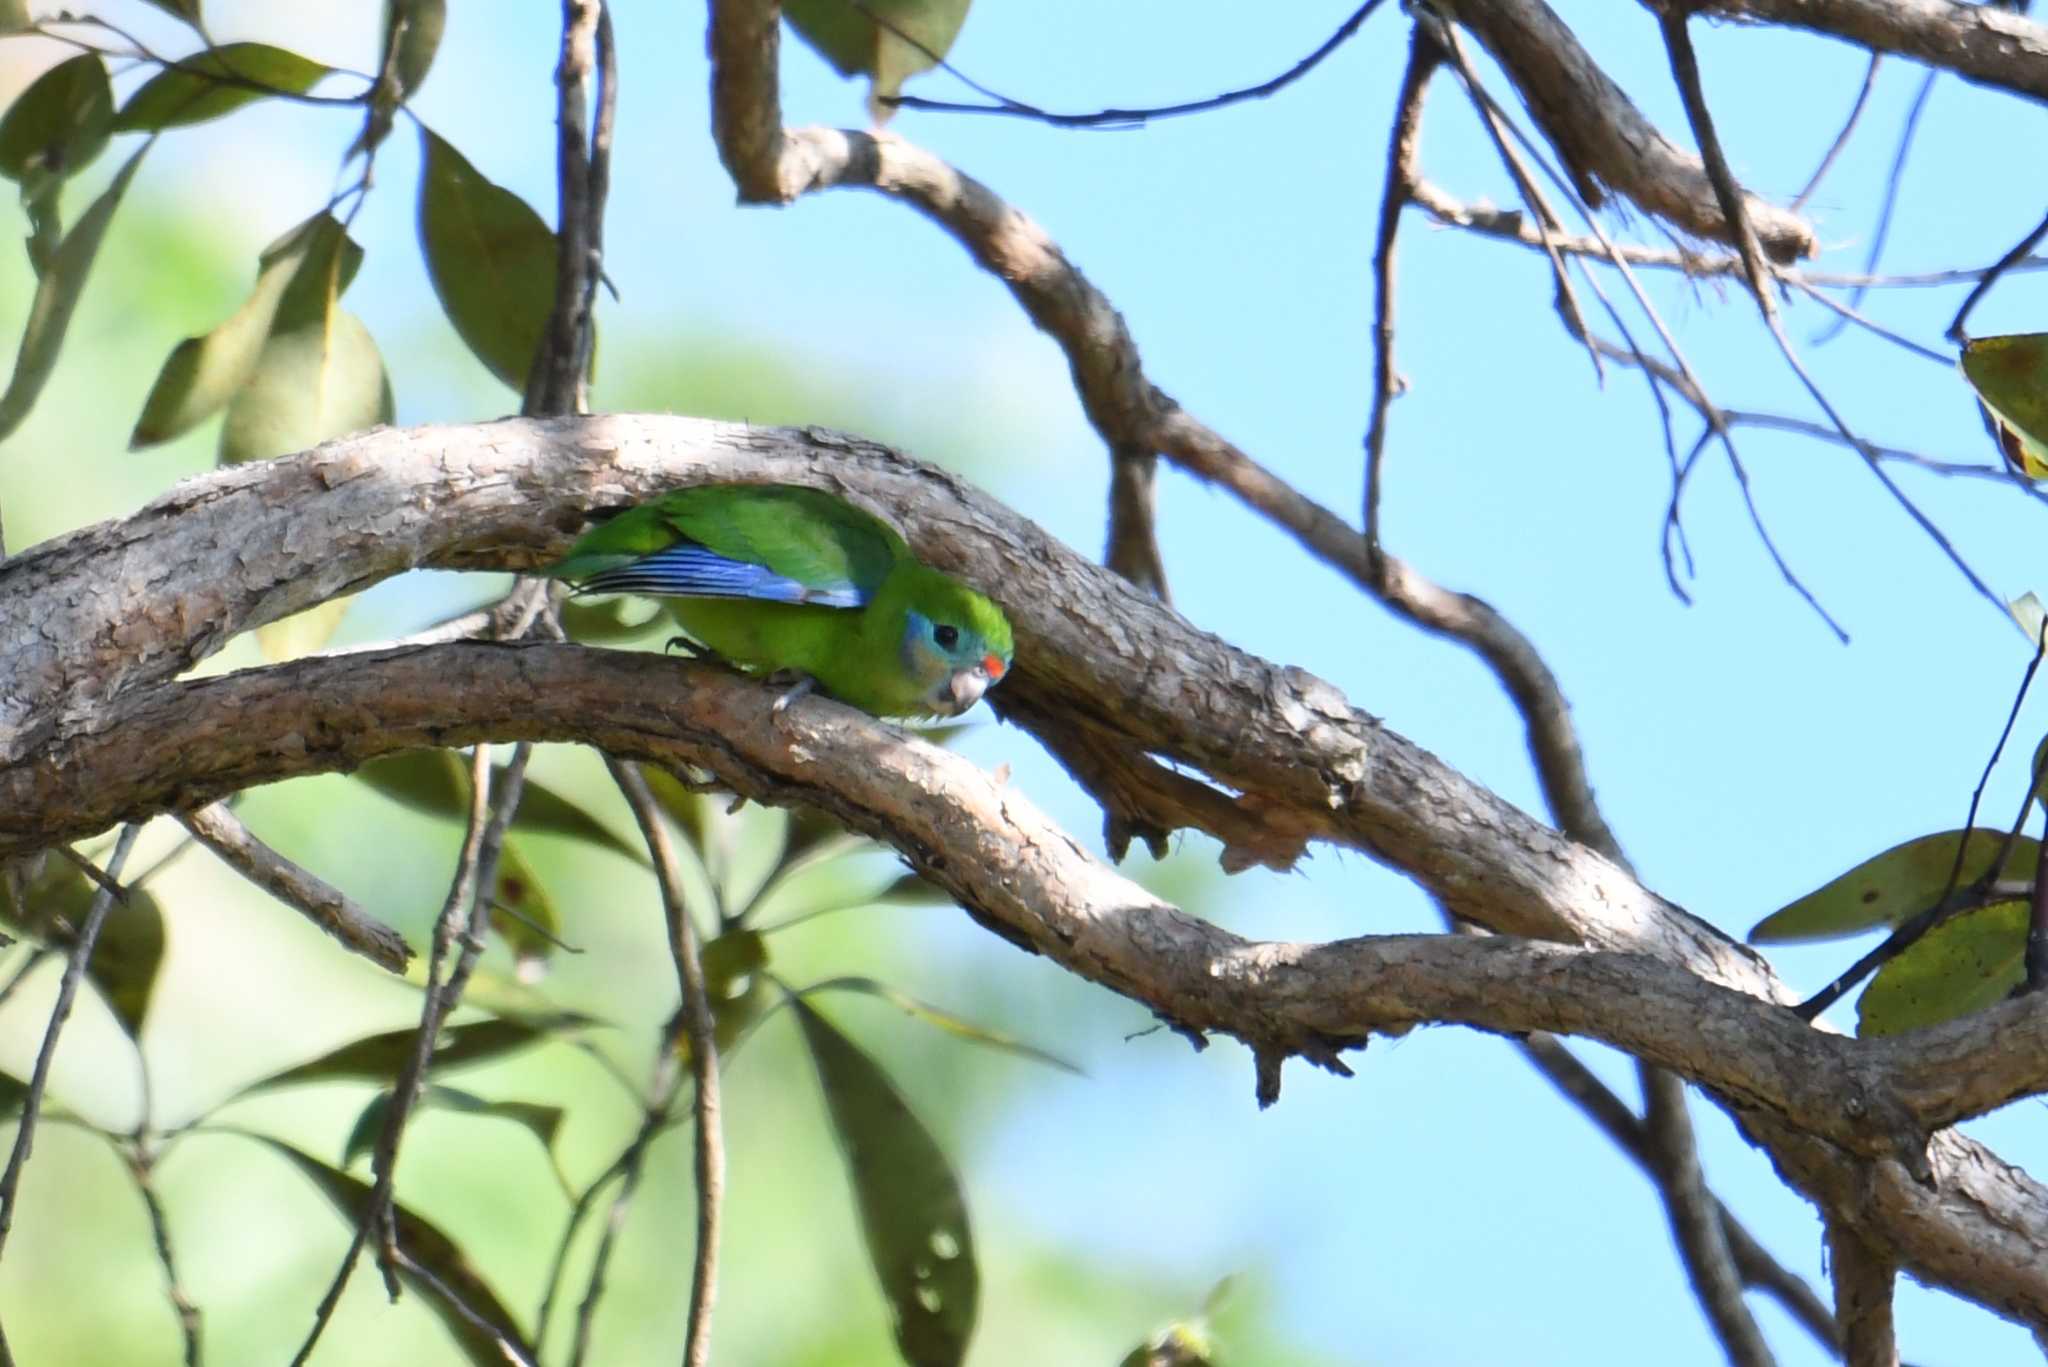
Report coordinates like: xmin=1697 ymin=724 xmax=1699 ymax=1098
xmin=575 ymin=540 xmax=867 ymax=609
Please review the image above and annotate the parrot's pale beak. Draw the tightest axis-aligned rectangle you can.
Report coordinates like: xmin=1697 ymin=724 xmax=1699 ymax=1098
xmin=941 ymin=660 xmax=1002 ymax=715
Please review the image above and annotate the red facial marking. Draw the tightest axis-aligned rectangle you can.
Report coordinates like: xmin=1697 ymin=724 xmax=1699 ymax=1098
xmin=983 ymin=654 xmax=1006 ymax=679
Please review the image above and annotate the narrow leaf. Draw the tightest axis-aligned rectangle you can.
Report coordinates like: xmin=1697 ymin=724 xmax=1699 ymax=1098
xmin=0 ymin=144 xmax=146 ymax=442
xmin=238 ymin=1013 xmax=593 ymax=1097
xmin=804 ymin=976 xmax=1081 ymax=1075
xmin=1748 ymin=830 xmax=2040 ymax=943
xmin=794 ymin=999 xmax=978 ymax=1367
xmin=248 ymin=1134 xmax=536 ymax=1365
xmin=342 ymin=1084 xmax=565 ymax=1178
xmin=132 ymin=212 xmax=361 ymax=448
xmin=1858 ymin=899 xmax=2028 ymax=1036
xmin=354 ymin=751 xmax=646 ymax=864
xmin=416 ymin=127 xmax=557 ymax=391
xmin=113 ymin=43 xmax=329 ymax=132
xmin=0 ymin=54 xmax=111 ymax=185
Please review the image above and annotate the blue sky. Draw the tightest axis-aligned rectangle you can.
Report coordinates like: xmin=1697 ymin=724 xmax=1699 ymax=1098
xmin=9 ymin=2 xmax=2048 ymax=1363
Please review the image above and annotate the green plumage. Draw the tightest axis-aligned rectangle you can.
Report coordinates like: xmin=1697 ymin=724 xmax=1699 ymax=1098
xmin=544 ymin=484 xmax=1014 ymax=719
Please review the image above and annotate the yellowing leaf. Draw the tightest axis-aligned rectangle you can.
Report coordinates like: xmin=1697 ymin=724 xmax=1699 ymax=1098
xmin=1749 ymin=830 xmax=2039 ymax=943
xmin=132 ymin=212 xmax=361 ymax=448
xmin=1857 ymin=899 xmax=2028 ymax=1036
xmin=256 ymin=596 xmax=354 ymax=662
xmin=1961 ymin=333 xmax=2048 ymax=481
xmin=113 ymin=42 xmax=329 ymax=132
xmin=416 ymin=127 xmax=558 ymax=391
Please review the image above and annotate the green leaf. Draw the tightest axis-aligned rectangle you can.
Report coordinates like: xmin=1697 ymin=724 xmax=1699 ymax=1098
xmin=1857 ymin=899 xmax=2029 ymax=1036
xmin=341 ymin=1084 xmax=566 ymax=1184
xmin=239 ymin=1013 xmax=594 ymax=1097
xmin=0 ymin=54 xmax=112 ymax=185
xmin=132 ymin=213 xmax=362 ymax=448
xmin=782 ymin=0 xmax=972 ymax=113
xmin=246 ymin=1134 xmax=536 ymax=1365
xmin=379 ymin=0 xmax=446 ymax=104
xmin=136 ymin=0 xmax=202 ymax=26
xmin=489 ymin=841 xmax=563 ymax=979
xmin=255 ymin=596 xmax=355 ymax=662
xmin=793 ymin=998 xmax=978 ymax=1367
xmin=1748 ymin=830 xmax=2040 ymax=943
xmin=1961 ymin=333 xmax=2048 ymax=481
xmin=558 ymin=594 xmax=660 ymax=643
xmin=803 ymin=976 xmax=1081 ymax=1075
xmin=0 ymin=143 xmax=146 ymax=442
xmin=353 ymin=750 xmax=646 ymax=865
xmin=113 ymin=43 xmax=329 ymax=133
xmin=217 ymin=307 xmax=392 ymax=463
xmin=416 ymin=127 xmax=557 ymax=391
xmin=0 ymin=855 xmax=164 ymax=1042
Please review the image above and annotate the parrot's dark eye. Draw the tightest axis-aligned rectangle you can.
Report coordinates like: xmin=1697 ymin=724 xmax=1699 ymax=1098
xmin=933 ymin=623 xmax=960 ymax=649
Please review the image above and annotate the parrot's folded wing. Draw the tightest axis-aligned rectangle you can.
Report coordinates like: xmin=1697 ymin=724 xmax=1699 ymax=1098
xmin=574 ymin=540 xmax=867 ymax=608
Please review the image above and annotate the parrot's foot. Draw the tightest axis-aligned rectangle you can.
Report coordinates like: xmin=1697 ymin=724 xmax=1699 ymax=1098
xmin=768 ymin=671 xmax=818 ymax=719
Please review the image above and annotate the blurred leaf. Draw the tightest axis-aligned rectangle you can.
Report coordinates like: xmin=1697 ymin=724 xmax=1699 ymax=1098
xmin=1749 ymin=830 xmax=2039 ymax=943
xmin=793 ymin=998 xmax=977 ymax=1367
xmin=341 ymin=1084 xmax=566 ymax=1184
xmin=0 ymin=144 xmax=146 ymax=442
xmin=239 ymin=1013 xmax=594 ymax=1097
xmin=0 ymin=54 xmax=111 ymax=185
xmin=0 ymin=855 xmax=163 ymax=1042
xmin=355 ymin=0 xmax=446 ymax=157
xmin=1858 ymin=899 xmax=2028 ymax=1036
xmin=416 ymin=127 xmax=557 ymax=391
xmin=1962 ymin=333 xmax=2048 ymax=481
xmin=248 ymin=1135 xmax=536 ymax=1365
xmin=876 ymin=870 xmax=955 ymax=907
xmin=805 ymin=976 xmax=1080 ymax=1075
xmin=217 ymin=307 xmax=392 ymax=463
xmin=489 ymin=840 xmax=562 ymax=980
xmin=137 ymin=0 xmax=202 ymax=25
xmin=2015 ymin=592 xmax=2048 ymax=648
xmin=641 ymin=765 xmax=716 ymax=855
xmin=1119 ymin=1324 xmax=1216 ymax=1367
xmin=0 ymin=2 xmax=29 ymax=34
xmin=132 ymin=211 xmax=361 ymax=447
xmin=782 ymin=0 xmax=972 ymax=115
xmin=701 ymin=927 xmax=766 ymax=1000
xmin=354 ymin=750 xmax=646 ymax=864
xmin=0 ymin=1068 xmax=26 ymax=1119
xmin=558 ymin=594 xmax=659 ymax=642
xmin=255 ymin=595 xmax=354 ymax=662
xmin=113 ymin=42 xmax=329 ymax=132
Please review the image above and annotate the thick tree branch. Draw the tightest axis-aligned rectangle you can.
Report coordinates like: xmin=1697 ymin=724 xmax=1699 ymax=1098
xmin=1699 ymin=0 xmax=2048 ymax=103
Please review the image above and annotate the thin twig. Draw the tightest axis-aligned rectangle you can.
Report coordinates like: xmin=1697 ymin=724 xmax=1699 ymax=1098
xmin=882 ymin=0 xmax=1389 ymax=127
xmin=129 ymin=1140 xmax=202 ymax=1367
xmin=526 ymin=0 xmax=611 ymax=415
xmin=389 ymin=1243 xmax=538 ymax=1367
xmin=178 ymin=803 xmax=412 ymax=972
xmin=1792 ymin=52 xmax=1882 ymax=212
xmin=607 ymin=760 xmax=723 ymax=1367
xmin=1816 ymin=67 xmax=1936 ymax=344
xmin=0 ymin=824 xmax=140 ymax=1260
xmin=1948 ymin=206 xmax=2048 ymax=343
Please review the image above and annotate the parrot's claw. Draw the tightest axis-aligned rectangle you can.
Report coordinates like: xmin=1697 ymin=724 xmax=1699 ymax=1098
xmin=769 ymin=671 xmax=818 ymax=719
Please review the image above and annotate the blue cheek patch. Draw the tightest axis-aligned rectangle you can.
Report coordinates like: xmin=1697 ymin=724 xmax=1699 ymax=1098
xmin=576 ymin=541 xmax=866 ymax=608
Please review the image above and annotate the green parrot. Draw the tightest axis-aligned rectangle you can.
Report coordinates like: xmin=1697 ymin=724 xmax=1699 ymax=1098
xmin=545 ymin=484 xmax=1014 ymax=718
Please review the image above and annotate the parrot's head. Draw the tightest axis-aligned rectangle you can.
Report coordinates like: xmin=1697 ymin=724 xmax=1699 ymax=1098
xmin=897 ymin=573 xmax=1014 ymax=717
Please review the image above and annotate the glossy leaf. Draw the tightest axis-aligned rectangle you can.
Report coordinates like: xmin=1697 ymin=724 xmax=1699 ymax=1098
xmin=1748 ymin=830 xmax=2040 ymax=943
xmin=249 ymin=1135 xmax=536 ymax=1365
xmin=239 ymin=1013 xmax=593 ymax=1097
xmin=794 ymin=998 xmax=977 ymax=1367
xmin=489 ymin=840 xmax=563 ymax=979
xmin=131 ymin=212 xmax=360 ymax=447
xmin=416 ymin=127 xmax=557 ymax=391
xmin=0 ymin=144 xmax=146 ymax=442
xmin=113 ymin=42 xmax=328 ymax=132
xmin=354 ymin=750 xmax=645 ymax=864
xmin=782 ymin=0 xmax=972 ymax=113
xmin=1858 ymin=899 xmax=2028 ymax=1036
xmin=804 ymin=976 xmax=1080 ymax=1074
xmin=1961 ymin=333 xmax=2048 ymax=481
xmin=0 ymin=54 xmax=112 ymax=186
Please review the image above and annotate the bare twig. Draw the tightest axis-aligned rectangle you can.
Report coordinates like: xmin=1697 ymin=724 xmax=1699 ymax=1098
xmin=1949 ymin=206 xmax=2048 ymax=343
xmin=389 ymin=1243 xmax=538 ymax=1367
xmin=884 ymin=0 xmax=1389 ymax=127
xmin=1815 ymin=66 xmax=1937 ymax=343
xmin=178 ymin=803 xmax=412 ymax=973
xmin=0 ymin=824 xmax=139 ymax=1260
xmin=128 ymin=1141 xmax=202 ymax=1367
xmin=526 ymin=0 xmax=613 ymax=415
xmin=1792 ymin=52 xmax=1882 ymax=211
xmin=606 ymin=760 xmax=723 ymax=1367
